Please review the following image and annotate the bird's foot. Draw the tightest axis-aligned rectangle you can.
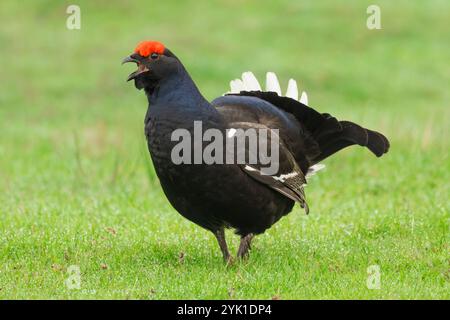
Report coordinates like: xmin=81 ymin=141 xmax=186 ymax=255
xmin=237 ymin=233 xmax=254 ymax=260
xmin=214 ymin=229 xmax=234 ymax=265
xmin=224 ymin=254 xmax=234 ymax=266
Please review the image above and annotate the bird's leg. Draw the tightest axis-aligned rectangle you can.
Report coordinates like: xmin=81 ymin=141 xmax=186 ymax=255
xmin=237 ymin=233 xmax=254 ymax=259
xmin=214 ymin=229 xmax=232 ymax=264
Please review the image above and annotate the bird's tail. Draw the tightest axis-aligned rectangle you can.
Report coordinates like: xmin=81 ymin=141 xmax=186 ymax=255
xmin=310 ymin=117 xmax=390 ymax=163
xmin=225 ymin=72 xmax=390 ymax=163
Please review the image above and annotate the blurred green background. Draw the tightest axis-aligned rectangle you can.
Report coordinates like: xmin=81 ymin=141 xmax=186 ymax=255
xmin=0 ymin=0 xmax=448 ymax=299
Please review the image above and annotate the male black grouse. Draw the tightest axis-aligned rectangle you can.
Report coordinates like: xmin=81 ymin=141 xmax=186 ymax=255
xmin=122 ymin=41 xmax=389 ymax=262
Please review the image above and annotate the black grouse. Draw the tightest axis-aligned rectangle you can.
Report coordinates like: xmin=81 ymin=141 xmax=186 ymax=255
xmin=122 ymin=41 xmax=390 ymax=262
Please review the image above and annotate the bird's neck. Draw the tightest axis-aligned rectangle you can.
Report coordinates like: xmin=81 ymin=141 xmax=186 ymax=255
xmin=145 ymin=64 xmax=210 ymax=110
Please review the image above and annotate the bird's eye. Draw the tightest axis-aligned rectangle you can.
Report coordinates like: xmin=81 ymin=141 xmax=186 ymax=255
xmin=150 ymin=53 xmax=159 ymax=60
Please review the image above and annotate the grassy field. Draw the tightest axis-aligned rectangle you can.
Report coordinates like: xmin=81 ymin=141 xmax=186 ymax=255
xmin=0 ymin=0 xmax=448 ymax=299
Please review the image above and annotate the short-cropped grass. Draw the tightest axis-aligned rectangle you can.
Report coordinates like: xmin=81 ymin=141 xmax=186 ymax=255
xmin=0 ymin=0 xmax=448 ymax=299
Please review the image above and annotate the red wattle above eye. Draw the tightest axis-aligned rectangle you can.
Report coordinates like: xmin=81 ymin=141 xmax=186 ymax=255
xmin=134 ymin=41 xmax=165 ymax=57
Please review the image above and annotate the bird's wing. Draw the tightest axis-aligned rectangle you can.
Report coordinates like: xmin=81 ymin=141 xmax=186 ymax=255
xmin=213 ymin=72 xmax=324 ymax=174
xmin=224 ymin=120 xmax=309 ymax=213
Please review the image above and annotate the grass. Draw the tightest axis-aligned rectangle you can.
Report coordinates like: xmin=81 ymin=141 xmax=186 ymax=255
xmin=0 ymin=0 xmax=448 ymax=299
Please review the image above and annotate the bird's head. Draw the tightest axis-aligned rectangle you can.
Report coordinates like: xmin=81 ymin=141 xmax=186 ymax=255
xmin=122 ymin=41 xmax=180 ymax=91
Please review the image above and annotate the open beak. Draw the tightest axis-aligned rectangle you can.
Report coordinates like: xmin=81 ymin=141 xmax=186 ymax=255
xmin=122 ymin=55 xmax=150 ymax=81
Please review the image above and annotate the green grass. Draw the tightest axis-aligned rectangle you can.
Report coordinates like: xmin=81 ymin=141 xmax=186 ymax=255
xmin=0 ymin=0 xmax=449 ymax=299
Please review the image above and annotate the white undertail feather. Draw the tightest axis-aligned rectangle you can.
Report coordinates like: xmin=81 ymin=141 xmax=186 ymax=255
xmin=230 ymin=79 xmax=244 ymax=93
xmin=265 ymin=72 xmax=282 ymax=95
xmin=306 ymin=164 xmax=325 ymax=178
xmin=227 ymin=71 xmax=309 ymax=105
xmin=300 ymin=91 xmax=308 ymax=105
xmin=286 ymin=79 xmax=298 ymax=100
xmin=242 ymin=72 xmax=262 ymax=91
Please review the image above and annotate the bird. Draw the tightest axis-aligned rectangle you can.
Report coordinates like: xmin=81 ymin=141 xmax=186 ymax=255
xmin=122 ymin=40 xmax=390 ymax=263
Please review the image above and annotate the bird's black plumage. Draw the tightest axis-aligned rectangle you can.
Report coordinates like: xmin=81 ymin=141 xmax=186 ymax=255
xmin=123 ymin=41 xmax=390 ymax=261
